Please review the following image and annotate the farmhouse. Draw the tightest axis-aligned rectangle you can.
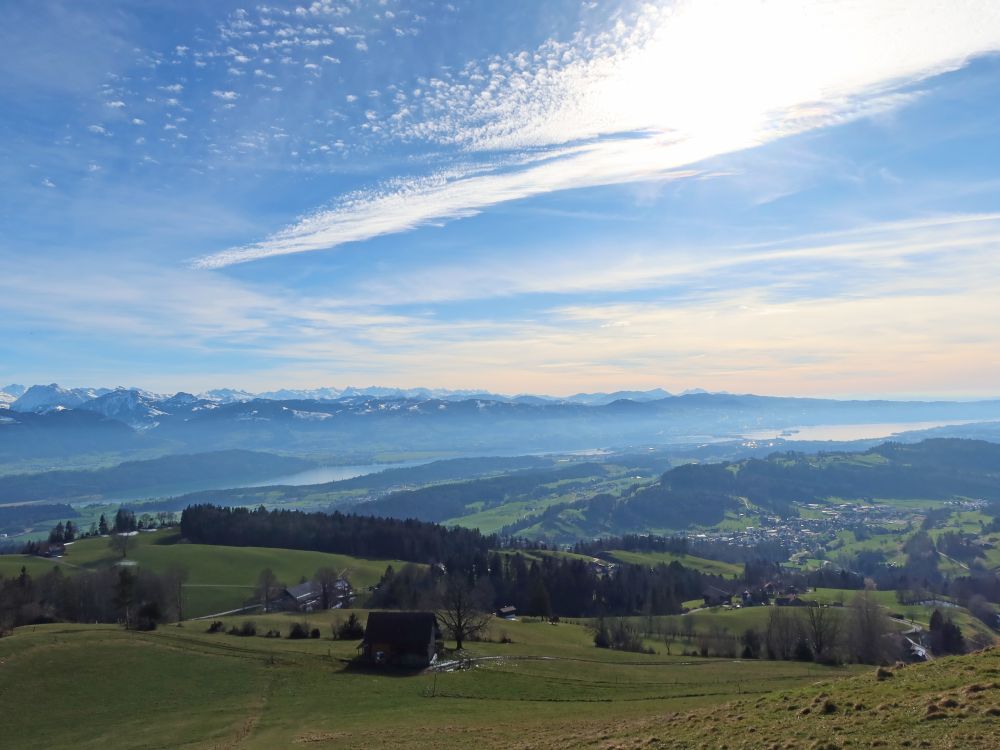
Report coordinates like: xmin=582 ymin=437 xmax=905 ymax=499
xmin=702 ymin=586 xmax=733 ymax=606
xmin=280 ymin=578 xmax=351 ymax=612
xmin=360 ymin=611 xmax=440 ymax=667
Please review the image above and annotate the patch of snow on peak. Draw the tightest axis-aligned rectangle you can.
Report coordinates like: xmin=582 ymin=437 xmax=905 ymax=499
xmin=289 ymin=409 xmax=334 ymax=421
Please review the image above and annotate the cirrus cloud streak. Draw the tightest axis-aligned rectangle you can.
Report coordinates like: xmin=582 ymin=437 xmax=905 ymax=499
xmin=193 ymin=0 xmax=1000 ymax=269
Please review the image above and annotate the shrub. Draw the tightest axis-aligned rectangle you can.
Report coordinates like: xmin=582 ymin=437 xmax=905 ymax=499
xmin=288 ymin=622 xmax=309 ymax=639
xmin=207 ymin=620 xmax=225 ymax=633
xmin=310 ymin=628 xmax=321 ymax=639
xmin=239 ymin=620 xmax=257 ymax=637
xmin=794 ymin=638 xmax=814 ymax=662
xmin=133 ymin=601 xmax=162 ymax=631
xmin=336 ymin=613 xmax=365 ymax=640
xmin=593 ymin=617 xmax=611 ymax=649
xmin=591 ymin=617 xmax=655 ymax=653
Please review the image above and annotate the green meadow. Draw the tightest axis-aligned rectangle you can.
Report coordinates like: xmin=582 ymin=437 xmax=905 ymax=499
xmin=5 ymin=608 xmax=998 ymax=750
xmin=1 ymin=529 xmax=410 ymax=618
xmin=603 ymin=548 xmax=744 ymax=577
xmin=0 ymin=613 xmax=864 ymax=750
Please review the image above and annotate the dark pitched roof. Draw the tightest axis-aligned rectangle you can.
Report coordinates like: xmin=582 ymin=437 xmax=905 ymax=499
xmin=363 ymin=611 xmax=438 ymax=652
xmin=286 ymin=581 xmax=321 ymax=601
xmin=703 ymin=586 xmax=732 ymax=598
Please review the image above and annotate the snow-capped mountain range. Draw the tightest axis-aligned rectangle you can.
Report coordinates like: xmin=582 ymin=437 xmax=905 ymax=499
xmin=3 ymin=383 xmax=111 ymax=412
xmin=0 ymin=382 xmax=683 ymax=414
xmin=3 ymin=381 xmax=1000 ymax=462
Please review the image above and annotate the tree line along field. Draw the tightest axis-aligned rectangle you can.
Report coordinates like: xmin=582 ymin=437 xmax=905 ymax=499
xmin=0 ymin=529 xmax=413 ymax=618
xmin=4 ymin=527 xmax=997 ymax=640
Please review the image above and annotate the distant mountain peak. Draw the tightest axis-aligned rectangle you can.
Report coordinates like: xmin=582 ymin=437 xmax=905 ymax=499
xmin=562 ymin=388 xmax=673 ymax=405
xmin=200 ymin=388 xmax=257 ymax=403
xmin=11 ymin=383 xmax=97 ymax=413
xmin=78 ymin=388 xmax=168 ymax=429
xmin=1 ymin=384 xmax=26 ymax=398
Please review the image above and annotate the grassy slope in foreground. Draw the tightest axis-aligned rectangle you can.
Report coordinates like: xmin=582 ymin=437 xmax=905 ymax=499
xmin=0 ymin=613 xmax=862 ymax=750
xmin=0 ymin=529 xmax=410 ymax=618
xmin=600 ymin=648 xmax=1000 ymax=750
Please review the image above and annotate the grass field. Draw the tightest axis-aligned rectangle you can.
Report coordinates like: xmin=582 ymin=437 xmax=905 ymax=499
xmin=0 ymin=529 xmax=412 ymax=618
xmin=603 ymin=549 xmax=744 ymax=577
xmin=5 ymin=610 xmax=998 ymax=749
xmin=0 ymin=613 xmax=865 ymax=750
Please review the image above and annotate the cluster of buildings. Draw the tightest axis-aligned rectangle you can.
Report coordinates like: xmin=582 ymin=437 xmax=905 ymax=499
xmin=275 ymin=578 xmax=353 ymax=612
xmin=691 ymin=498 xmax=988 ymax=560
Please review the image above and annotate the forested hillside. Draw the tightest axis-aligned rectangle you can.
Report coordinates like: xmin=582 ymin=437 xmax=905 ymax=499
xmin=496 ymin=439 xmax=1000 ymax=540
xmin=0 ymin=450 xmax=314 ymax=503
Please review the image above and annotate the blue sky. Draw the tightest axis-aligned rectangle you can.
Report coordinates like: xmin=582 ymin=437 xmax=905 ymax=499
xmin=2 ymin=0 xmax=1000 ymax=398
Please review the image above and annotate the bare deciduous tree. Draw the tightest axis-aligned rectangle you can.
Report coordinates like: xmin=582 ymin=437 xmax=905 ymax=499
xmin=663 ymin=625 xmax=678 ymax=655
xmin=436 ymin=575 xmax=493 ymax=651
xmin=164 ymin=565 xmax=189 ymax=622
xmin=848 ymin=589 xmax=891 ymax=664
xmin=315 ymin=567 xmax=340 ymax=610
xmin=256 ymin=568 xmax=282 ymax=612
xmin=765 ymin=606 xmax=798 ymax=660
xmin=109 ymin=532 xmax=131 ymax=560
xmin=803 ymin=605 xmax=841 ymax=662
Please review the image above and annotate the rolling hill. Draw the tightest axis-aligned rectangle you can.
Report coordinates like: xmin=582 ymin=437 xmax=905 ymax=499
xmin=1 ymin=611 xmax=997 ymax=749
xmin=0 ymin=529 xmax=410 ymax=618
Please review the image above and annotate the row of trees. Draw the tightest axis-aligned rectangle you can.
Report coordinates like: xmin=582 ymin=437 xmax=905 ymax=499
xmin=180 ymin=504 xmax=494 ymax=572
xmin=0 ymin=564 xmax=187 ymax=633
xmin=25 ymin=510 xmax=180 ymax=549
xmin=369 ymin=552 xmax=715 ymax=619
xmin=612 ymin=591 xmax=968 ymax=664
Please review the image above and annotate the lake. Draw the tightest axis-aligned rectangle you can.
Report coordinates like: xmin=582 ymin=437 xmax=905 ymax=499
xmin=235 ymin=459 xmax=432 ymax=488
xmin=742 ymin=420 xmax=977 ymax=442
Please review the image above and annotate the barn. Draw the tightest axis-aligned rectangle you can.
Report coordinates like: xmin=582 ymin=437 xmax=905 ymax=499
xmin=360 ymin=611 xmax=440 ymax=667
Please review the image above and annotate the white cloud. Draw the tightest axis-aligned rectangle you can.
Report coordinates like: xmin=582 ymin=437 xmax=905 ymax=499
xmin=195 ymin=0 xmax=1000 ymax=268
xmin=106 ymin=100 xmax=126 ymax=108
xmin=351 ymin=212 xmax=1000 ymax=306
xmin=212 ymin=90 xmax=239 ymax=100
xmin=87 ymin=124 xmax=106 ymax=134
xmin=41 ymin=178 xmax=56 ymax=188
xmin=131 ymin=118 xmax=145 ymax=125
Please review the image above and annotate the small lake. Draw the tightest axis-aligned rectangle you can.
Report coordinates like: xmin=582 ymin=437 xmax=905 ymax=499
xmin=742 ymin=420 xmax=977 ymax=442
xmin=235 ymin=459 xmax=432 ymax=488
